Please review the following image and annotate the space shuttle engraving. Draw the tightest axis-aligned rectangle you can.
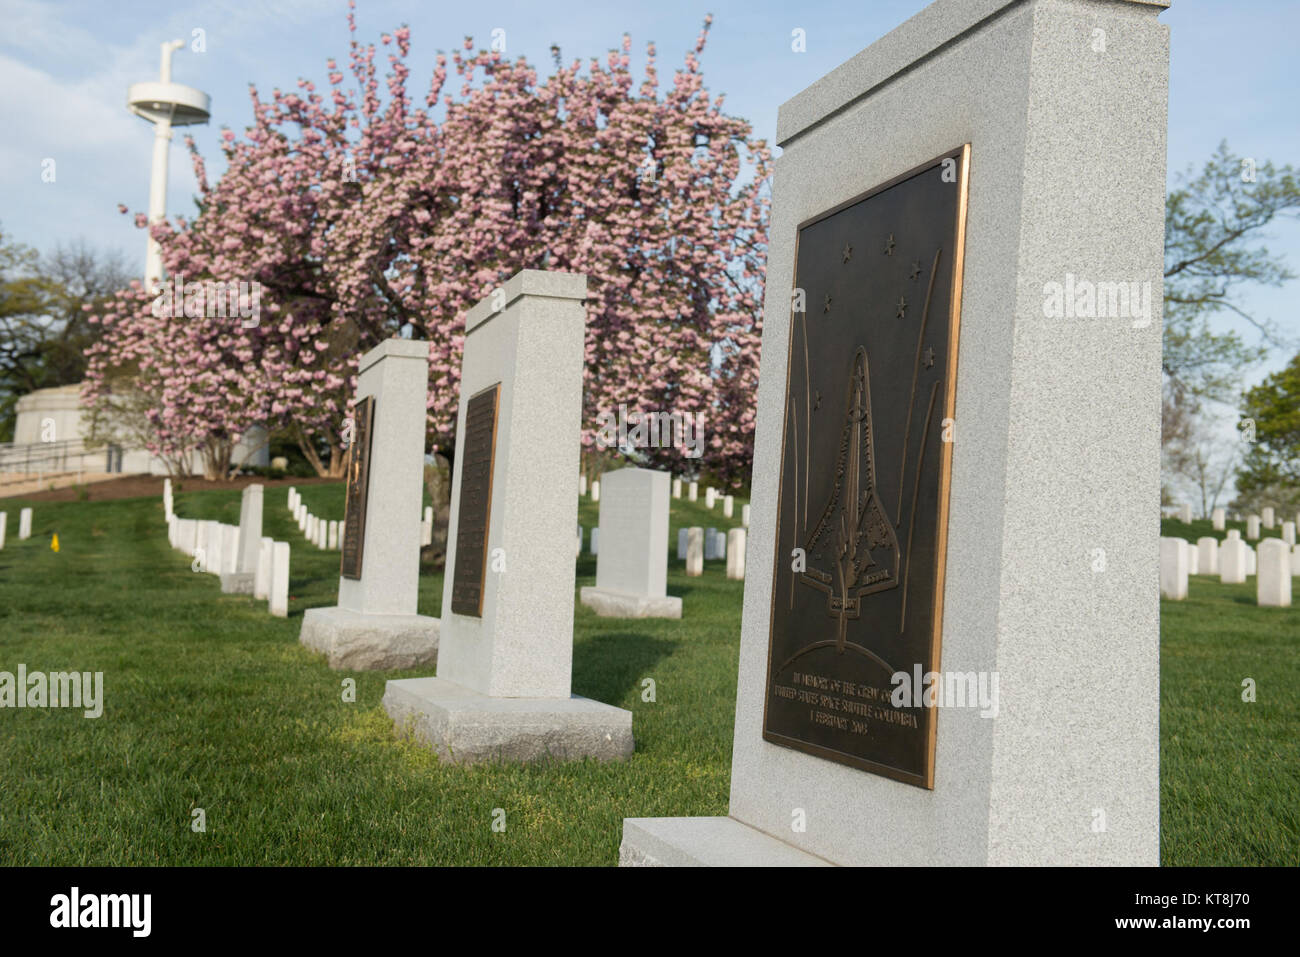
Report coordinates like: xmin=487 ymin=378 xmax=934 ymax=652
xmin=800 ymin=346 xmax=901 ymax=653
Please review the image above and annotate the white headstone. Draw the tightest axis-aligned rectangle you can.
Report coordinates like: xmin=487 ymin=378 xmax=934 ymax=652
xmin=1212 ymin=508 xmax=1225 ymax=531
xmin=220 ymin=484 xmax=264 ymax=593
xmin=579 ymin=474 xmax=587 ymax=497
xmin=672 ymin=478 xmax=682 ymax=499
xmin=1246 ymin=546 xmax=1256 ymax=577
xmin=297 ymin=339 xmax=440 ymax=670
xmin=705 ymin=528 xmax=719 ymax=559
xmin=269 ymin=542 xmax=290 ymax=617
xmin=1184 ymin=538 xmax=1198 ymax=575
xmin=726 ymin=528 xmax=746 ymax=581
xmin=1196 ymin=537 xmax=1218 ymax=576
xmin=1282 ymin=522 xmax=1296 ymax=547
xmin=1219 ymin=538 xmax=1247 ymax=584
xmin=1246 ymin=516 xmax=1260 ymax=540
xmin=1178 ymin=503 xmax=1191 ymax=523
xmin=1293 ymin=546 xmax=1300 ymax=577
xmin=581 ymin=467 xmax=680 ymax=617
xmin=1159 ymin=537 xmax=1187 ymax=600
xmin=254 ymin=537 xmax=273 ymax=600
xmin=723 ymin=495 xmax=734 ymax=518
xmin=591 ymin=480 xmax=601 ymax=503
xmin=382 ymin=270 xmax=630 ymax=763
xmin=590 ymin=527 xmax=599 ymax=555
xmin=421 ymin=506 xmax=434 ymax=547
xmin=685 ymin=527 xmax=703 ymax=576
xmin=195 ymin=520 xmax=211 ymax=566
xmin=576 ymin=525 xmax=583 ymax=557
xmin=1226 ymin=529 xmax=1240 ymax=540
xmin=18 ymin=507 xmax=32 ymax=540
xmin=688 ymin=481 xmax=698 ymax=502
xmin=677 ymin=527 xmax=688 ymax=559
xmin=1262 ymin=506 xmax=1275 ymax=529
xmin=621 ymin=0 xmax=1169 ymax=867
xmin=207 ymin=523 xmax=224 ymax=575
xmin=329 ymin=521 xmax=340 ymax=550
xmin=1257 ymin=539 xmax=1291 ymax=607
xmin=223 ymin=524 xmax=241 ymax=575
xmin=742 ymin=504 xmax=751 ymax=527
xmin=0 ymin=512 xmax=6 ymax=549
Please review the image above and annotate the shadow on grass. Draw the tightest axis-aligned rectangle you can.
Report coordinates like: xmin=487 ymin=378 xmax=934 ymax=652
xmin=573 ymin=632 xmax=675 ymax=706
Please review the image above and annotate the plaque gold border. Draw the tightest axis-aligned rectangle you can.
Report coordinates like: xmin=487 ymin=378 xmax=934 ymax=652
xmin=760 ymin=144 xmax=971 ymax=790
xmin=339 ymin=395 xmax=375 ymax=581
xmin=450 ymin=382 xmax=501 ymax=618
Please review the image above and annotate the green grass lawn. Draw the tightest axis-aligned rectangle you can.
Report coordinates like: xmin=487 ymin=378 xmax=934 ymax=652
xmin=0 ymin=489 xmax=1295 ymax=865
xmin=1158 ymin=516 xmax=1300 ymax=866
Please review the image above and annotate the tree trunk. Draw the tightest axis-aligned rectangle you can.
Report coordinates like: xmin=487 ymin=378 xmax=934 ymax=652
xmin=325 ymin=435 xmax=346 ymax=478
xmin=295 ymin=423 xmax=328 ymax=477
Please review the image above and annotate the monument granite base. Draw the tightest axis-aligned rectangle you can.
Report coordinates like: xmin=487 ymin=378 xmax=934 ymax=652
xmin=382 ymin=676 xmax=633 ymax=764
xmin=579 ymin=586 xmax=682 ymax=619
xmin=620 ymin=817 xmax=830 ymax=867
xmin=299 ymin=606 xmax=439 ymax=671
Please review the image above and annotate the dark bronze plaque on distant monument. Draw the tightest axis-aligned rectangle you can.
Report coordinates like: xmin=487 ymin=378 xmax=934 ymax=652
xmin=762 ymin=146 xmax=970 ymax=789
xmin=450 ymin=383 xmax=501 ymax=617
xmin=340 ymin=395 xmax=375 ymax=581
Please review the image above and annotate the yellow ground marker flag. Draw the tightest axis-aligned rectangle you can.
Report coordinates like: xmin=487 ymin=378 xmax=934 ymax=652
xmin=51 ymin=533 xmax=59 ymax=552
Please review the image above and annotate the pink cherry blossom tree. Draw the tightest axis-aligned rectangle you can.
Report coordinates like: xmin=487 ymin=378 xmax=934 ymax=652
xmin=86 ymin=5 xmax=771 ymax=483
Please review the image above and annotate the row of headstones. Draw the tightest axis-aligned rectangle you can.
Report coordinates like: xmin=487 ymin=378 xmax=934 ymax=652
xmin=163 ymin=479 xmax=291 ymax=617
xmin=574 ymin=522 xmax=744 ymax=580
xmin=675 ymin=526 xmax=746 ymax=580
xmin=1245 ymin=517 xmax=1297 ymax=544
xmin=582 ymin=473 xmax=752 ymax=525
xmin=1160 ymin=533 xmax=1295 ymax=606
xmin=0 ymin=507 xmax=35 ymax=547
xmin=1179 ymin=504 xmax=1300 ymax=537
xmin=286 ymin=487 xmax=341 ymax=551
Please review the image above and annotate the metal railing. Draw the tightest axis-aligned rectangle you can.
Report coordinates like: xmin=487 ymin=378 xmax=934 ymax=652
xmin=0 ymin=439 xmax=121 ymax=478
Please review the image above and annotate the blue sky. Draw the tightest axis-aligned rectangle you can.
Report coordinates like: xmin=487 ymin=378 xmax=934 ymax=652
xmin=2 ymin=0 xmax=1297 ymax=409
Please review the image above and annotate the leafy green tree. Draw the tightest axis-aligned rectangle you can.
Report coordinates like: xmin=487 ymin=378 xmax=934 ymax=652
xmin=0 ymin=227 xmax=129 ymax=441
xmin=1236 ymin=352 xmax=1300 ymax=511
xmin=1164 ymin=141 xmax=1300 ymax=405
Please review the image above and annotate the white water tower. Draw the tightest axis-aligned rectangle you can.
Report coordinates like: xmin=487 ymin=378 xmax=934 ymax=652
xmin=127 ymin=40 xmax=210 ymax=288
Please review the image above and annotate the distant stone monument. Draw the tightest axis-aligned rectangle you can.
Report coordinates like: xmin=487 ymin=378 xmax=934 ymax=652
xmin=580 ymin=467 xmax=681 ymax=618
xmin=382 ymin=270 xmax=632 ymax=763
xmin=298 ymin=340 xmax=439 ymax=670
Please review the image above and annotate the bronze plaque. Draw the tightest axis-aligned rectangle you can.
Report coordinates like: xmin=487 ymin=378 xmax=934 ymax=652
xmin=450 ymin=384 xmax=501 ymax=617
xmin=762 ymin=146 xmax=970 ymax=789
xmin=340 ymin=395 xmax=375 ymax=581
